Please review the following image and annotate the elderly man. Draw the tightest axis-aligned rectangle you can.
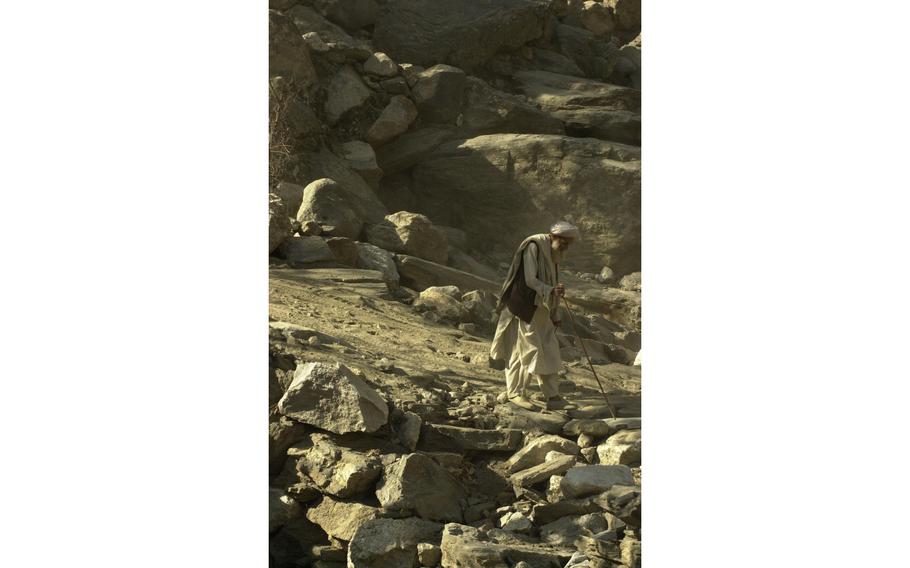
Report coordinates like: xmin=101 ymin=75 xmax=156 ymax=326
xmin=490 ymin=222 xmax=580 ymax=411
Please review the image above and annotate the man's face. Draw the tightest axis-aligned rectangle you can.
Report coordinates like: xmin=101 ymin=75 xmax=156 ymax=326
xmin=552 ymin=235 xmax=573 ymax=252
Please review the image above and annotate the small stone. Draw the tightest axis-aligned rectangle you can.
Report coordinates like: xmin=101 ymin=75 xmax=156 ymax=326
xmin=580 ymin=447 xmax=598 ymax=464
xmin=499 ymin=511 xmax=532 ymax=532
xmin=364 ymin=52 xmax=399 ymax=77
xmin=578 ymin=433 xmax=596 ymax=448
xmin=398 ymin=411 xmax=422 ymax=451
xmin=380 ymin=76 xmax=409 ymax=94
xmin=417 ymin=542 xmax=442 ymax=567
xmin=301 ymin=32 xmax=329 ymax=53
xmin=300 ymin=220 xmax=322 ymax=236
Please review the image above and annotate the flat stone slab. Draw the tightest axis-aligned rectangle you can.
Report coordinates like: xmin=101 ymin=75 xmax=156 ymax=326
xmin=394 ymin=254 xmax=498 ymax=293
xmin=421 ymin=423 xmax=523 ymax=452
xmin=494 ymin=404 xmax=568 ymax=435
xmin=560 ymin=465 xmax=635 ymax=499
xmin=530 ymin=497 xmax=602 ymax=526
xmin=511 ymin=454 xmax=577 ymax=494
xmin=507 ymin=435 xmax=580 ymax=474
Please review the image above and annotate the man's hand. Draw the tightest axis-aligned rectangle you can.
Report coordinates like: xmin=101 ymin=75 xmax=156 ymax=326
xmin=554 ymin=283 xmax=566 ymax=297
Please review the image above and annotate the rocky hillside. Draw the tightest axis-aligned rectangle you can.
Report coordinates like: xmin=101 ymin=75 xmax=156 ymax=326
xmin=268 ymin=1 xmax=642 ymax=567
xmin=269 ymin=0 xmax=641 ymax=277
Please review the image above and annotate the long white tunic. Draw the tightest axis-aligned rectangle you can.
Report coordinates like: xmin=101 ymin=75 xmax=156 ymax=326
xmin=490 ymin=240 xmax=562 ymax=376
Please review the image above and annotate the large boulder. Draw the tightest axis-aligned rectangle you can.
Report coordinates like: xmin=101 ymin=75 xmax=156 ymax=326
xmin=299 ymin=148 xmax=388 ymax=225
xmin=341 ymin=141 xmax=383 ymax=189
xmin=560 ymin=465 xmax=634 ymax=499
xmin=413 ymin=286 xmax=470 ymax=324
xmin=375 ymin=453 xmax=466 ymax=522
xmin=410 ymin=134 xmax=641 ymax=275
xmin=277 ymin=235 xmax=336 ymax=264
xmin=277 ymin=362 xmax=388 ymax=434
xmin=285 ymin=5 xmax=372 ymax=61
xmin=296 ymin=178 xmax=364 ymax=239
xmin=514 ymin=70 xmax=640 ymax=113
xmin=355 ymin=241 xmax=400 ymax=288
xmin=619 ymin=271 xmax=641 ymax=291
xmin=385 ymin=211 xmax=449 ymax=264
xmin=293 ymin=433 xmax=382 ymax=498
xmin=566 ymin=286 xmax=641 ymax=331
xmin=374 ymin=127 xmax=456 ymax=176
xmin=596 ymin=429 xmax=641 ymax=466
xmin=555 ymin=23 xmax=620 ymax=82
xmin=461 ymin=77 xmax=565 ymax=136
xmin=305 ymin=495 xmax=381 ymax=542
xmin=367 ymin=95 xmax=418 ymax=146
xmin=269 ymin=10 xmax=317 ymax=86
xmin=324 ymin=65 xmax=372 ymax=124
xmin=513 ymin=70 xmax=640 ymax=143
xmin=348 ymin=517 xmax=442 ymax=568
xmin=269 ymin=193 xmax=293 ymax=254
xmin=373 ymin=0 xmax=551 ymax=71
xmin=411 ymin=64 xmax=467 ymax=124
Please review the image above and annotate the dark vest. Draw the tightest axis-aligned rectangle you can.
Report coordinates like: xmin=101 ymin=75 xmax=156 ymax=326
xmin=503 ymin=246 xmax=559 ymax=325
xmin=504 ymin=254 xmax=538 ymax=324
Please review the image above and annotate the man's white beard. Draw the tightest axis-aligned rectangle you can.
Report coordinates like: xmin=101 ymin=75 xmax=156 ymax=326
xmin=550 ymin=241 xmax=564 ymax=264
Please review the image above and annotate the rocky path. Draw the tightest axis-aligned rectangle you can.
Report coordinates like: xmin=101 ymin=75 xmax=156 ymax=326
xmin=269 ymin=268 xmax=642 ymax=568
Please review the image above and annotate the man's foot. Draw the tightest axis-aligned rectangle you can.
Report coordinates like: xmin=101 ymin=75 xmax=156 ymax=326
xmin=546 ymin=396 xmax=577 ymax=411
xmin=508 ymin=395 xmax=537 ymax=411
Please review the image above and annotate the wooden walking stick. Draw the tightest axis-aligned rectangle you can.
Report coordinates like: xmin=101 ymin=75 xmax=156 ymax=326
xmin=558 ymin=294 xmax=617 ymax=420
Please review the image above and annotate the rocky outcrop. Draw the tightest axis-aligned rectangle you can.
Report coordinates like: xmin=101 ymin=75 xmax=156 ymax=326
xmin=411 ymin=64 xmax=467 ymax=124
xmin=277 ymin=362 xmax=389 ymax=434
xmin=372 ymin=0 xmax=551 ymax=71
xmin=367 ymin=95 xmax=418 ymax=146
xmin=410 ymin=134 xmax=641 ymax=275
xmin=269 ymin=10 xmax=317 ymax=86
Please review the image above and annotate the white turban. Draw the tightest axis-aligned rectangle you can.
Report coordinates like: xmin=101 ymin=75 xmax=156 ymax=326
xmin=549 ymin=221 xmax=580 ymax=240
